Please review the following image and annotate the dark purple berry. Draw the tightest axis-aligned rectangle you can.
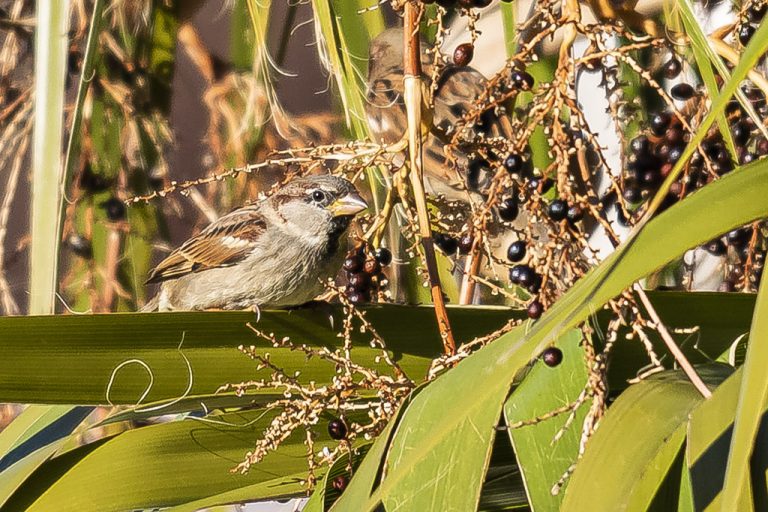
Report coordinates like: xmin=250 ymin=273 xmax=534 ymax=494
xmin=527 ymin=300 xmax=544 ymax=319
xmin=665 ymin=126 xmax=685 ymax=145
xmin=514 ymin=265 xmax=536 ymax=287
xmin=718 ymin=280 xmax=735 ymax=292
xmin=749 ymin=3 xmax=767 ymax=22
xmin=459 ymin=235 xmax=474 ymax=254
xmin=453 ymin=43 xmax=474 ymax=67
xmin=733 ymin=122 xmax=751 ymax=146
xmin=510 ymin=69 xmax=534 ymax=90
xmin=630 ymin=136 xmax=649 ymax=155
xmin=66 ymin=234 xmax=93 ymax=259
xmin=542 ymin=347 xmax=563 ymax=367
xmin=507 ymin=241 xmax=526 ymax=262
xmin=739 ymin=24 xmax=756 ymax=46
xmin=349 ymin=272 xmax=371 ymax=291
xmin=548 ymin=199 xmax=568 ymax=221
xmin=374 ymin=247 xmax=392 ymax=266
xmin=498 ymin=197 xmax=519 ymax=222
xmin=671 ymin=83 xmax=696 ymax=101
xmin=347 ymin=291 xmax=369 ymax=304
xmin=663 ymin=57 xmax=682 ymax=79
xmin=363 ymin=258 xmax=381 ymax=275
xmin=328 ymin=418 xmax=348 ymax=440
xmin=332 ymin=475 xmax=348 ymax=492
xmin=101 ymin=197 xmax=126 ymax=221
xmin=503 ymin=153 xmax=524 ymax=174
xmin=344 ymin=256 xmax=364 ymax=273
xmin=566 ymin=205 xmax=584 ymax=223
xmin=650 ymin=112 xmax=671 ymax=136
xmin=623 ymin=186 xmax=641 ymax=203
xmin=667 ymin=145 xmax=684 ymax=164
xmin=509 ymin=265 xmax=522 ymax=284
xmin=741 ymin=152 xmax=757 ymax=164
xmin=434 ymin=233 xmax=458 ymax=254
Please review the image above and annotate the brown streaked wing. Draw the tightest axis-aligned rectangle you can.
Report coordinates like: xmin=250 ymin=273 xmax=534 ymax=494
xmin=145 ymin=208 xmax=266 ymax=284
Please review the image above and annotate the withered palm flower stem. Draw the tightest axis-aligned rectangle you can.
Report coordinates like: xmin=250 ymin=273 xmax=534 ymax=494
xmin=403 ymin=2 xmax=456 ymax=356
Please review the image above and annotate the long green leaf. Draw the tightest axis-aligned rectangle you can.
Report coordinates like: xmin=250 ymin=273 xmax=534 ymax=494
xmin=720 ymin=259 xmax=768 ymax=509
xmin=504 ymin=329 xmax=587 ymax=511
xmin=0 ymin=306 xmax=513 ymax=404
xmin=687 ymin=368 xmax=753 ymax=511
xmin=0 ymin=407 xmax=91 ymax=507
xmin=562 ymin=367 xmax=731 ymax=511
xmin=9 ymin=410 xmax=311 ymax=511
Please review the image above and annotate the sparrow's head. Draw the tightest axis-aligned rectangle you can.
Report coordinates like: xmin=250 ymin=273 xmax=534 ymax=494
xmin=272 ymin=175 xmax=368 ymax=238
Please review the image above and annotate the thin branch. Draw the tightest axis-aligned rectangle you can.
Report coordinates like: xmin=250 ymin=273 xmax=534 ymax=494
xmin=633 ymin=283 xmax=712 ymax=399
xmin=403 ymin=2 xmax=456 ymax=355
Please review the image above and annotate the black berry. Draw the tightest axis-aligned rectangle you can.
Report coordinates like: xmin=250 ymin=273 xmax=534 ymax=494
xmin=739 ymin=24 xmax=756 ymax=46
xmin=650 ymin=112 xmax=671 ymax=136
xmin=507 ymin=241 xmax=526 ymax=262
xmin=542 ymin=347 xmax=563 ymax=367
xmin=510 ymin=69 xmax=534 ymax=90
xmin=527 ymin=300 xmax=544 ymax=319
xmin=101 ymin=197 xmax=126 ymax=221
xmin=328 ymin=418 xmax=348 ymax=440
xmin=514 ymin=265 xmax=536 ymax=287
xmin=374 ymin=247 xmax=392 ymax=266
xmin=459 ymin=235 xmax=474 ymax=254
xmin=349 ymin=272 xmax=370 ymax=291
xmin=733 ymin=122 xmax=751 ymax=146
xmin=344 ymin=256 xmax=364 ymax=273
xmin=434 ymin=233 xmax=458 ymax=254
xmin=548 ymin=199 xmax=568 ymax=221
xmin=663 ymin=57 xmax=682 ymax=79
xmin=566 ymin=205 xmax=583 ymax=223
xmin=498 ymin=197 xmax=519 ymax=222
xmin=749 ymin=3 xmax=767 ymax=22
xmin=503 ymin=153 xmax=524 ymax=174
xmin=630 ymin=136 xmax=649 ymax=155
xmin=671 ymin=83 xmax=695 ymax=101
xmin=66 ymin=234 xmax=93 ymax=259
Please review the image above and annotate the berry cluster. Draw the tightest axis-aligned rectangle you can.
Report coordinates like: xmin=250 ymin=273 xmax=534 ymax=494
xmin=343 ymin=244 xmax=391 ymax=303
xmin=623 ymin=66 xmax=768 ymax=290
xmin=705 ymin=226 xmax=765 ymax=292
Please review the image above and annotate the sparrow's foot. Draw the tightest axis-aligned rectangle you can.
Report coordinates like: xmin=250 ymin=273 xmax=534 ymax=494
xmin=289 ymin=300 xmax=336 ymax=330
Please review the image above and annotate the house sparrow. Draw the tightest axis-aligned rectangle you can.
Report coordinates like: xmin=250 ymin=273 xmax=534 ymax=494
xmin=365 ymin=29 xmax=504 ymax=199
xmin=142 ymin=175 xmax=367 ymax=311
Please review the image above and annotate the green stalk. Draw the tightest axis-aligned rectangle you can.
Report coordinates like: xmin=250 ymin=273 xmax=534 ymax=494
xmin=30 ymin=0 xmax=70 ymax=314
xmin=500 ymin=1 xmax=516 ymax=58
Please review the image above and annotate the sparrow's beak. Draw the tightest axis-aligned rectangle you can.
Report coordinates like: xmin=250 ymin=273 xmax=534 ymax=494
xmin=328 ymin=192 xmax=368 ymax=217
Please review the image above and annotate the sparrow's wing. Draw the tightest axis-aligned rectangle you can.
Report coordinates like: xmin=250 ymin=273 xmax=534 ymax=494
xmin=433 ymin=66 xmax=503 ymax=138
xmin=145 ymin=207 xmax=267 ymax=284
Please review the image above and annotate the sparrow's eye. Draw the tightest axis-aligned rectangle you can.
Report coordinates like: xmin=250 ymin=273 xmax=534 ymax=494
xmin=311 ymin=190 xmax=327 ymax=203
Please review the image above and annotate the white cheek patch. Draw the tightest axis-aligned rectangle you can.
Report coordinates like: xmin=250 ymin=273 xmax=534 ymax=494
xmin=221 ymin=236 xmax=251 ymax=249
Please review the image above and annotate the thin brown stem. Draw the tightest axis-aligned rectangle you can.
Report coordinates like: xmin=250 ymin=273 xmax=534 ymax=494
xmin=633 ymin=284 xmax=712 ymax=399
xmin=403 ymin=3 xmax=456 ymax=355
